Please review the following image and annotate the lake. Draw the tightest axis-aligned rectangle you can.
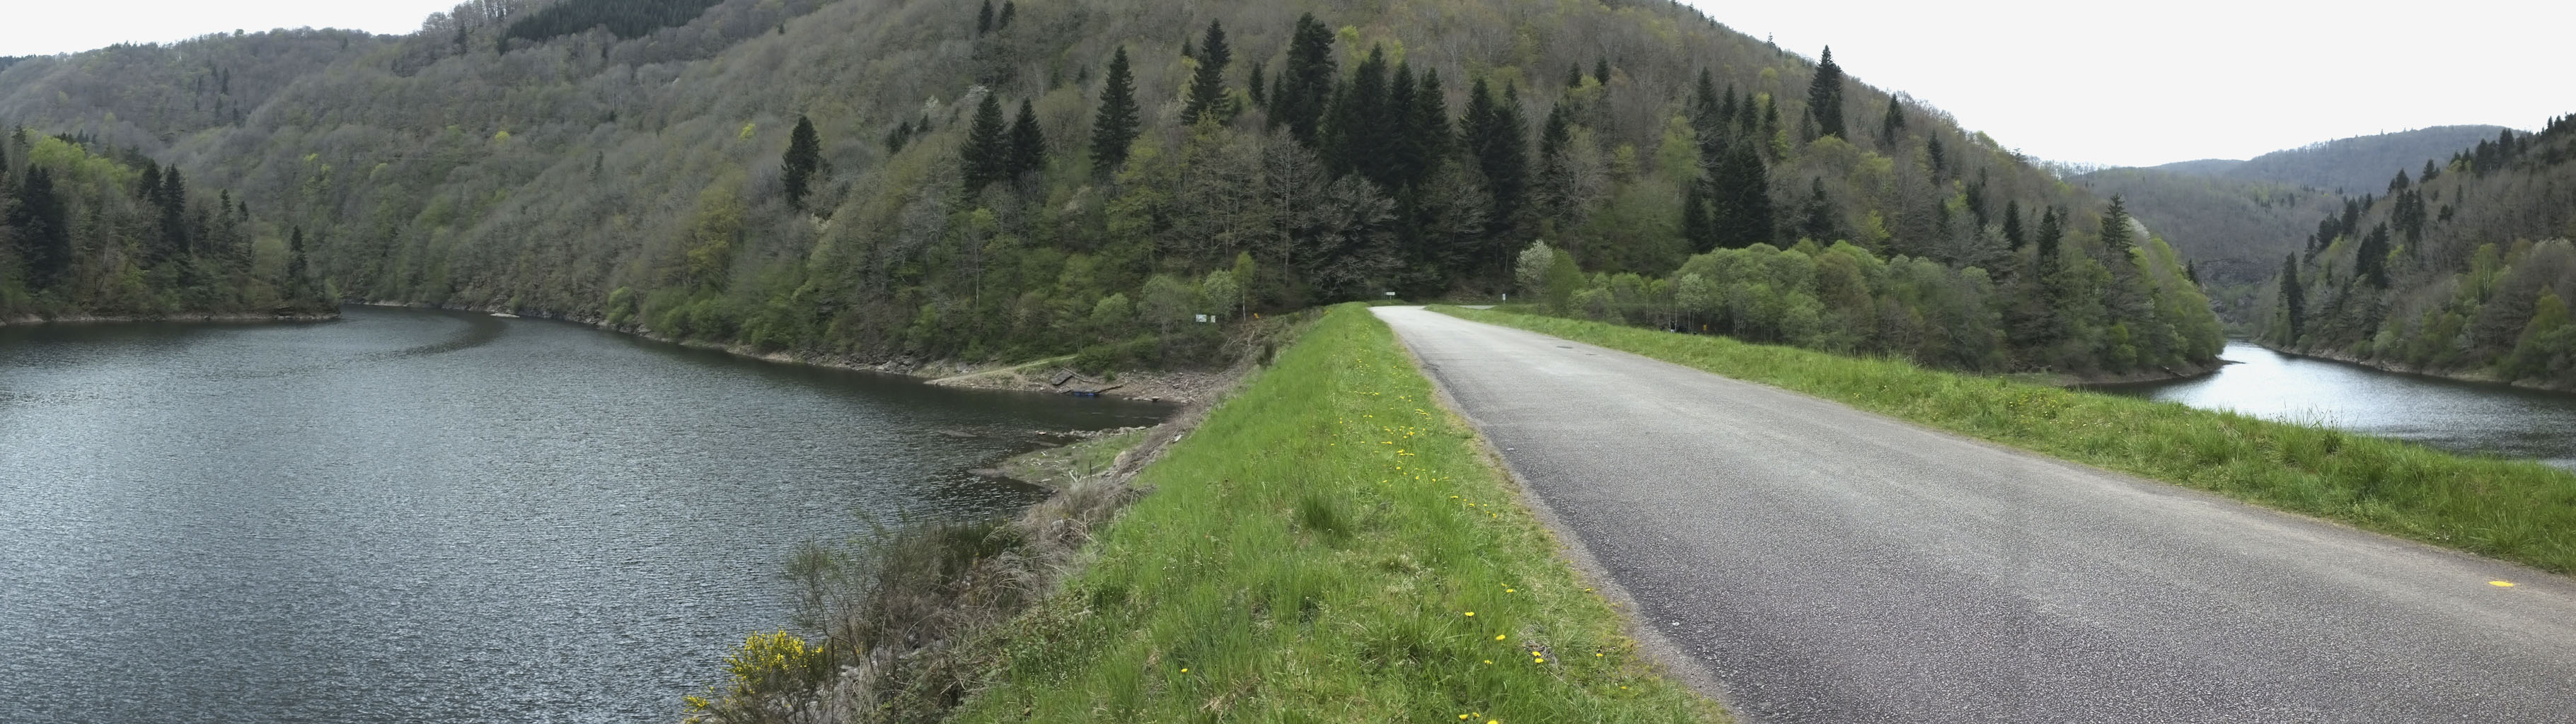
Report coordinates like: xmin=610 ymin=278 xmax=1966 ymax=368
xmin=0 ymin=307 xmax=1167 ymax=723
xmin=2103 ymin=341 xmax=2576 ymax=469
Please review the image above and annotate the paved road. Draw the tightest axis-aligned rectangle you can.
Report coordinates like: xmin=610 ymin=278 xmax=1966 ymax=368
xmin=1371 ymin=306 xmax=2576 ymax=724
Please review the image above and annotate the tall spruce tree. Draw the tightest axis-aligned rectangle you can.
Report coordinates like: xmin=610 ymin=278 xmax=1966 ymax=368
xmin=1709 ymin=142 xmax=1773 ymax=247
xmin=1322 ymin=45 xmax=1392 ymax=183
xmin=1681 ymin=181 xmax=1714 ymax=252
xmin=1246 ymin=61 xmax=1267 ymax=109
xmin=1383 ymin=63 xmax=1425 ymax=189
xmin=1593 ymin=57 xmax=1612 ymax=86
xmin=2279 ymin=255 xmax=2304 ymax=344
xmin=975 ymin=1 xmax=993 ymax=35
xmin=1007 ymin=99 xmax=1045 ymax=177
xmin=1090 ymin=47 xmax=1141 ymax=174
xmin=2002 ymin=199 xmax=2026 ymax=250
xmin=1879 ymin=98 xmax=1905 ymax=146
xmin=2036 ymin=206 xmax=2064 ymax=265
xmin=2099 ymin=195 xmax=2132 ymax=252
xmin=1462 ymin=79 xmax=1528 ymax=232
xmin=2357 ymin=223 xmax=2391 ymax=287
xmin=1804 ymin=46 xmax=1846 ymax=140
xmin=1406 ymin=69 xmax=1452 ymax=172
xmin=1800 ymin=177 xmax=1832 ymax=241
xmin=961 ymin=91 xmax=1010 ymax=190
xmin=1273 ymin=13 xmax=1338 ymax=146
xmin=11 ymin=167 xmax=69 ymax=288
xmin=1180 ymin=21 xmax=1233 ymax=125
xmin=782 ymin=115 xmax=822 ymax=210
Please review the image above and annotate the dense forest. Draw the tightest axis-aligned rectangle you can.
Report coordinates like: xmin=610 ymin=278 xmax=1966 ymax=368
xmin=2167 ymin=126 xmax=2514 ymax=194
xmin=0 ymin=0 xmax=2219 ymax=375
xmin=0 ymin=127 xmax=323 ymax=320
xmin=2258 ymin=117 xmax=2576 ymax=387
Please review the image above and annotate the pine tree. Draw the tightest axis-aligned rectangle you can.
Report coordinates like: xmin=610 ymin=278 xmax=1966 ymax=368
xmin=1537 ymin=103 xmax=1573 ymax=217
xmin=1681 ymin=181 xmax=1714 ymax=252
xmin=975 ymin=1 xmax=993 ymax=35
xmin=1593 ymin=57 xmax=1612 ymax=86
xmin=158 ymin=166 xmax=190 ymax=257
xmin=1180 ymin=21 xmax=1233 ymax=125
xmin=2002 ymin=199 xmax=2025 ymax=250
xmin=2099 ymin=195 xmax=2132 ymax=252
xmin=1709 ymin=142 xmax=1772 ymax=247
xmin=10 ymin=167 xmax=69 ymax=288
xmin=1407 ymin=68 xmax=1452 ymax=169
xmin=1878 ymin=98 xmax=1906 ymax=145
xmin=1383 ymin=63 xmax=1426 ymax=189
xmin=995 ymin=1 xmax=1014 ymax=30
xmin=2036 ymin=206 xmax=2064 ymax=265
xmin=1090 ymin=47 xmax=1141 ymax=174
xmin=1462 ymin=79 xmax=1528 ymax=230
xmin=287 ymin=226 xmax=311 ymax=298
xmin=1564 ymin=63 xmax=1584 ymax=89
xmin=1008 ymin=98 xmax=1045 ymax=177
xmin=1323 ymin=45 xmax=1391 ymax=182
xmin=962 ymin=91 xmax=1009 ymax=190
xmin=782 ymin=115 xmax=822 ymax=211
xmin=1246 ymin=61 xmax=1267 ymax=109
xmin=1800 ymin=177 xmax=1832 ymax=241
xmin=2356 ymin=222 xmax=2391 ymax=287
xmin=1804 ymin=46 xmax=1846 ymax=140
xmin=1273 ymin=13 xmax=1339 ymax=146
xmin=1690 ymin=70 xmax=1721 ymax=138
xmin=2279 ymin=255 xmax=2304 ymax=344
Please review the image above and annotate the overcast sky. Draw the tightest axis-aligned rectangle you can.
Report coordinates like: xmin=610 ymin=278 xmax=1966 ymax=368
xmin=1 ymin=1 xmax=2564 ymax=167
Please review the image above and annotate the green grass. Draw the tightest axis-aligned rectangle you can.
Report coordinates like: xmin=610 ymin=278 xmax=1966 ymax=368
xmin=1432 ymin=305 xmax=2576 ymax=574
xmin=946 ymin=304 xmax=1724 ymax=723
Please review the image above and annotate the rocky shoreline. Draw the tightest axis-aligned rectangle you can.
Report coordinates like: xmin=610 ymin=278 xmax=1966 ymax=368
xmin=2251 ymin=340 xmax=2576 ymax=392
xmin=0 ymin=310 xmax=339 ymax=327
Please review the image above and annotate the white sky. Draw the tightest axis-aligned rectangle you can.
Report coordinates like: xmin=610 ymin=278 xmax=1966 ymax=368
xmin=1682 ymin=0 xmax=2570 ymax=167
xmin=1 ymin=1 xmax=2566 ymax=168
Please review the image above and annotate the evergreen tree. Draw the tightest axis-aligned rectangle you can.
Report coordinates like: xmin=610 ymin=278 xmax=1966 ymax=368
xmin=1689 ymin=70 xmax=1722 ymax=141
xmin=1803 ymin=46 xmax=1846 ymax=140
xmin=1536 ymin=103 xmax=1573 ymax=218
xmin=1382 ymin=64 xmax=1426 ymax=189
xmin=975 ymin=1 xmax=993 ymax=35
xmin=2279 ymin=255 xmax=2304 ymax=344
xmin=1879 ymin=98 xmax=1905 ymax=145
xmin=1090 ymin=47 xmax=1141 ymax=174
xmin=1708 ymin=141 xmax=1773 ymax=247
xmin=1405 ymin=68 xmax=1452 ymax=172
xmin=2099 ymin=195 xmax=2132 ymax=252
xmin=1322 ymin=45 xmax=1392 ymax=183
xmin=1593 ymin=57 xmax=1612 ymax=86
xmin=9 ymin=167 xmax=69 ymax=288
xmin=287 ymin=226 xmax=311 ymax=297
xmin=2356 ymin=222 xmax=2391 ymax=287
xmin=1800 ymin=177 xmax=1832 ymax=241
xmin=2002 ymin=199 xmax=2026 ymax=250
xmin=1462 ymin=79 xmax=1528 ymax=232
xmin=1008 ymin=98 xmax=1046 ymax=177
xmin=961 ymin=91 xmax=1010 ymax=190
xmin=1564 ymin=63 xmax=1585 ymax=89
xmin=1273 ymin=13 xmax=1339 ymax=146
xmin=158 ymin=166 xmax=190 ymax=257
xmin=1247 ymin=61 xmax=1267 ymax=109
xmin=995 ymin=1 xmax=1014 ymax=30
xmin=1681 ymin=181 xmax=1714 ymax=252
xmin=2036 ymin=206 xmax=2064 ymax=264
xmin=782 ymin=115 xmax=822 ymax=211
xmin=1180 ymin=21 xmax=1233 ymax=125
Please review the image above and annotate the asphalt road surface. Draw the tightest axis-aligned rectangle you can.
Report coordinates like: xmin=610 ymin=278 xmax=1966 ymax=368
xmin=1371 ymin=306 xmax=2576 ymax=724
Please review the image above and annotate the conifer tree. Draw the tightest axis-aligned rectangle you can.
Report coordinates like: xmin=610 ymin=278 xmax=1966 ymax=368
xmin=2036 ymin=206 xmax=2064 ymax=265
xmin=1681 ymin=181 xmax=1714 ymax=252
xmin=1593 ymin=57 xmax=1612 ymax=86
xmin=1407 ymin=68 xmax=1452 ymax=168
xmin=1804 ymin=46 xmax=1846 ymax=140
xmin=158 ymin=167 xmax=189 ymax=257
xmin=2279 ymin=255 xmax=2304 ymax=344
xmin=1564 ymin=63 xmax=1585 ymax=89
xmin=1008 ymin=99 xmax=1045 ymax=177
xmin=1383 ymin=64 xmax=1424 ymax=188
xmin=962 ymin=91 xmax=1009 ymax=190
xmin=1273 ymin=13 xmax=1339 ymax=146
xmin=9 ymin=167 xmax=68 ymax=288
xmin=1879 ymin=98 xmax=1905 ymax=145
xmin=1690 ymin=70 xmax=1721 ymax=138
xmin=1462 ymin=79 xmax=1528 ymax=229
xmin=2002 ymin=199 xmax=2026 ymax=250
xmin=1708 ymin=142 xmax=1772 ymax=247
xmin=1800 ymin=177 xmax=1832 ymax=240
xmin=782 ymin=115 xmax=822 ymax=210
xmin=1180 ymin=21 xmax=1233 ymax=125
xmin=1537 ymin=103 xmax=1573 ymax=218
xmin=2099 ymin=195 xmax=2132 ymax=252
xmin=995 ymin=1 xmax=1014 ymax=30
xmin=1090 ymin=47 xmax=1141 ymax=174
xmin=1323 ymin=45 xmax=1391 ymax=182
xmin=1248 ymin=62 xmax=1269 ymax=109
xmin=975 ymin=1 xmax=993 ymax=35
xmin=2356 ymin=223 xmax=2391 ymax=286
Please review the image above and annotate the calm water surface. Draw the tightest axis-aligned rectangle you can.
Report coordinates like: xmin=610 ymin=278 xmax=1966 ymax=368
xmin=2106 ymin=341 xmax=2576 ymax=469
xmin=0 ymin=307 xmax=1165 ymax=724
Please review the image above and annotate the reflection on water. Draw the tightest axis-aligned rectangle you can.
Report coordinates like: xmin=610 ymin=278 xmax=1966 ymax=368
xmin=2102 ymin=341 xmax=2576 ymax=469
xmin=0 ymin=308 xmax=1166 ymax=724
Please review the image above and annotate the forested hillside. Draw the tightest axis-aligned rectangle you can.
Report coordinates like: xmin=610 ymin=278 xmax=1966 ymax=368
xmin=2193 ymin=126 xmax=2514 ymax=194
xmin=2258 ymin=117 xmax=2576 ymax=387
xmin=0 ymin=0 xmax=2218 ymax=375
xmin=0 ymin=128 xmax=324 ymax=320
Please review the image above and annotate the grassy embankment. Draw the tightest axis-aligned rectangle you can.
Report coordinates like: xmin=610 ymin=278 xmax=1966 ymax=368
xmin=942 ymin=303 xmax=1721 ymax=722
xmin=1433 ymin=305 xmax=2576 ymax=574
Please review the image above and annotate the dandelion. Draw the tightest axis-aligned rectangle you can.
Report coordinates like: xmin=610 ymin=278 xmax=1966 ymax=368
xmin=1463 ymin=611 xmax=1474 ymax=617
xmin=1495 ymin=634 xmax=1506 ymax=640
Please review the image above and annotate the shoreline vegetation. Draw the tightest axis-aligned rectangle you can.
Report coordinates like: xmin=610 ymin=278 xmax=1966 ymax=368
xmin=1433 ymin=305 xmax=2576 ymax=575
xmin=684 ymin=304 xmax=1724 ymax=723
xmin=2252 ymin=339 xmax=2576 ymax=394
xmin=0 ymin=310 xmax=339 ymax=327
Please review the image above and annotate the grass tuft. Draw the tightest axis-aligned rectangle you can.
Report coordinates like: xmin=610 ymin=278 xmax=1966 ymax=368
xmin=1433 ymin=305 xmax=2576 ymax=574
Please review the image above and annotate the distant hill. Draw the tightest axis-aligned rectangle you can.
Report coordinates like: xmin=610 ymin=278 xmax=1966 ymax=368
xmin=2161 ymin=126 xmax=2513 ymax=194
